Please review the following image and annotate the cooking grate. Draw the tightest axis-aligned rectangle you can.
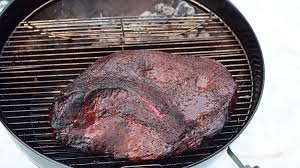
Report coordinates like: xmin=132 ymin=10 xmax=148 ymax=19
xmin=0 ymin=13 xmax=254 ymax=168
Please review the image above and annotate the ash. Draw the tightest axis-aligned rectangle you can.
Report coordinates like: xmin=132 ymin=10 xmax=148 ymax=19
xmin=23 ymin=0 xmax=211 ymax=48
xmin=140 ymin=1 xmax=196 ymax=17
xmin=93 ymin=1 xmax=211 ymax=46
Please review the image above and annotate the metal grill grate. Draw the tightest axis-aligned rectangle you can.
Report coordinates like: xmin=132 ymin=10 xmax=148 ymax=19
xmin=0 ymin=13 xmax=253 ymax=168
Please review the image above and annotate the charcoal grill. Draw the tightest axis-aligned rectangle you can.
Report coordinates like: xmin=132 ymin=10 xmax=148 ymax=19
xmin=0 ymin=0 xmax=264 ymax=167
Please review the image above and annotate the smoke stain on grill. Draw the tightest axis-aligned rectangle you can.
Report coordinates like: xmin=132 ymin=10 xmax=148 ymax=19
xmin=31 ymin=0 xmax=191 ymax=20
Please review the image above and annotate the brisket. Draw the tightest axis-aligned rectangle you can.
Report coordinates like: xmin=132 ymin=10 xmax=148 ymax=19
xmin=49 ymin=50 xmax=237 ymax=160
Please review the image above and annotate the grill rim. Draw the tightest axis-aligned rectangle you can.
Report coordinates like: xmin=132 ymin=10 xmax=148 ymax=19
xmin=0 ymin=0 xmax=264 ymax=167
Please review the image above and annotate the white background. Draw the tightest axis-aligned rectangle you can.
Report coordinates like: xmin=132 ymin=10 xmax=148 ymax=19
xmin=1 ymin=0 xmax=300 ymax=167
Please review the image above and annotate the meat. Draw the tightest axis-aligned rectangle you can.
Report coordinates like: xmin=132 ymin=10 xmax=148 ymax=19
xmin=49 ymin=50 xmax=237 ymax=161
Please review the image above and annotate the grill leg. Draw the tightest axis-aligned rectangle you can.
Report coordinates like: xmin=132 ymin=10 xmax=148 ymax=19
xmin=227 ymin=147 xmax=260 ymax=168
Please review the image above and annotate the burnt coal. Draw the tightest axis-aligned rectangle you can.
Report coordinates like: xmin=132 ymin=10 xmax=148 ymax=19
xmin=175 ymin=1 xmax=196 ymax=16
xmin=139 ymin=1 xmax=196 ymax=17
